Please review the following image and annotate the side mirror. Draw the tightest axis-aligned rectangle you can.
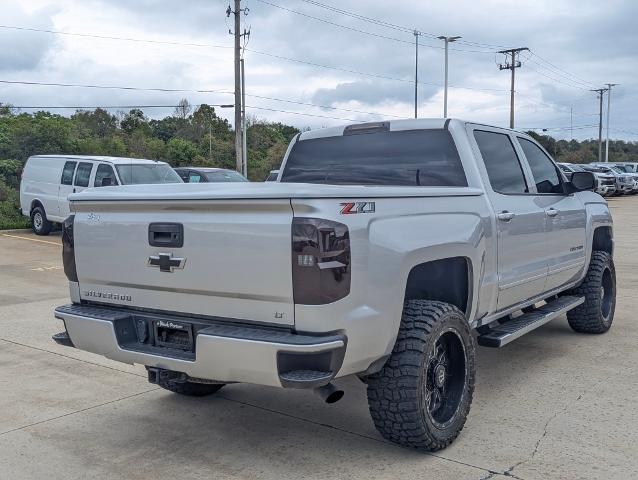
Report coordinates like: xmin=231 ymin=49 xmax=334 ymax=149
xmin=101 ymin=177 xmax=112 ymax=187
xmin=570 ymin=171 xmax=595 ymax=191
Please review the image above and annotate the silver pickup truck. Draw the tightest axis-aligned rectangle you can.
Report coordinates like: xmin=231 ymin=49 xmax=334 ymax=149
xmin=54 ymin=118 xmax=615 ymax=451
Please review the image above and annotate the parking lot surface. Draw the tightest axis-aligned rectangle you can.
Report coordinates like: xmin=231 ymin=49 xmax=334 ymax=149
xmin=1 ymin=197 xmax=637 ymax=480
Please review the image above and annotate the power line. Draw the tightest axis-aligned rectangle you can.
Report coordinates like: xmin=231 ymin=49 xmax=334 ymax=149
xmin=0 ymin=79 xmax=227 ymax=94
xmin=527 ymin=51 xmax=597 ymax=89
xmin=5 ymin=104 xmax=234 ymax=109
xmin=521 ymin=124 xmax=598 ymax=132
xmin=521 ymin=56 xmax=594 ymax=91
xmin=240 ymin=49 xmax=508 ymax=92
xmin=0 ymin=24 xmax=509 ymax=93
xmin=0 ymin=79 xmax=401 ymax=118
xmin=253 ymin=0 xmax=493 ymax=53
xmin=6 ymin=103 xmax=362 ymax=122
xmin=254 ymin=0 xmax=416 ymax=46
xmin=295 ymin=0 xmax=508 ymax=51
xmin=291 ymin=2 xmax=600 ymax=88
xmin=0 ymin=24 xmax=233 ymax=49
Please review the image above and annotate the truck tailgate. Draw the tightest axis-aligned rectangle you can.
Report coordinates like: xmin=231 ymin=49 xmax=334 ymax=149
xmin=72 ymin=198 xmax=294 ymax=326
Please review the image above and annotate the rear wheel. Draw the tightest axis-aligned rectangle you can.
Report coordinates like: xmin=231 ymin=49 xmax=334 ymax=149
xmin=566 ymin=251 xmax=616 ymax=334
xmin=31 ymin=206 xmax=52 ymax=236
xmin=367 ymin=300 xmax=475 ymax=451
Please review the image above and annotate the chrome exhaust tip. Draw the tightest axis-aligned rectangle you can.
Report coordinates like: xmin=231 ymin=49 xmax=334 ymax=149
xmin=314 ymin=382 xmax=344 ymax=404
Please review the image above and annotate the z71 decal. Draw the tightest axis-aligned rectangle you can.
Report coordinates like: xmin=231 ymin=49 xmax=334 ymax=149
xmin=340 ymin=202 xmax=376 ymax=214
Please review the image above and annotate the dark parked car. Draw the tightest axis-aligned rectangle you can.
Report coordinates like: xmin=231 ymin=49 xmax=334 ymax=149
xmin=174 ymin=167 xmax=248 ymax=183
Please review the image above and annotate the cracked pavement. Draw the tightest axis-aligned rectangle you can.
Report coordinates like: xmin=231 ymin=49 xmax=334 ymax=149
xmin=1 ymin=197 xmax=637 ymax=479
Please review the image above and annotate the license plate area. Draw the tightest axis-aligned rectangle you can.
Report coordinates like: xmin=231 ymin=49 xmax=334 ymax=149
xmin=153 ymin=319 xmax=194 ymax=351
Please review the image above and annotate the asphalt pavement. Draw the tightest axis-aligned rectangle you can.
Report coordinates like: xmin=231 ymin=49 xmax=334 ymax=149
xmin=1 ymin=197 xmax=637 ymax=479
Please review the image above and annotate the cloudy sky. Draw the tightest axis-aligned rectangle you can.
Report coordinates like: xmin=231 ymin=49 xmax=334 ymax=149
xmin=1 ymin=0 xmax=637 ymax=140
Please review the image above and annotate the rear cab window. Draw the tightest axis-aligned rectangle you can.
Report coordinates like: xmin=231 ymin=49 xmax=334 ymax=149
xmin=280 ymin=128 xmax=467 ymax=187
xmin=61 ymin=161 xmax=77 ymax=185
xmin=473 ymin=130 xmax=528 ymax=194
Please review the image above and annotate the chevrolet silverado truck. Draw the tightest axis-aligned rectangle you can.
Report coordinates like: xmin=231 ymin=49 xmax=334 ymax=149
xmin=53 ymin=119 xmax=615 ymax=451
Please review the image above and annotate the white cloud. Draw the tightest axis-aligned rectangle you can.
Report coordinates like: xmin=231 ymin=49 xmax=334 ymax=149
xmin=0 ymin=0 xmax=636 ymax=139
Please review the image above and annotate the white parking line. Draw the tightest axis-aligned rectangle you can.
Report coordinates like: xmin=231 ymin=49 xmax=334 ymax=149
xmin=1 ymin=233 xmax=60 ymax=246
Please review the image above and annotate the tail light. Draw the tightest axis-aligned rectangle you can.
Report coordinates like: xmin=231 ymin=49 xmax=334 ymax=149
xmin=62 ymin=215 xmax=78 ymax=282
xmin=292 ymin=218 xmax=350 ymax=305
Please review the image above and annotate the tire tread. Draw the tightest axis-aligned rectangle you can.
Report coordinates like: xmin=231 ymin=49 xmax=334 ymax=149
xmin=366 ymin=300 xmax=475 ymax=451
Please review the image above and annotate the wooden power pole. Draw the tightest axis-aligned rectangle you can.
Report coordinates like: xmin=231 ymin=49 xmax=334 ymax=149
xmin=498 ymin=47 xmax=528 ymax=129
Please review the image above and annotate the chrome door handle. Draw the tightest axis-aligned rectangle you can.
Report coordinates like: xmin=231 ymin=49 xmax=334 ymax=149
xmin=546 ymin=208 xmax=559 ymax=217
xmin=497 ymin=211 xmax=515 ymax=222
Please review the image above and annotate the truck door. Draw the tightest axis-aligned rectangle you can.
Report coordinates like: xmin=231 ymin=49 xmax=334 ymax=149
xmin=471 ymin=128 xmax=548 ymax=311
xmin=516 ymin=137 xmax=587 ymax=292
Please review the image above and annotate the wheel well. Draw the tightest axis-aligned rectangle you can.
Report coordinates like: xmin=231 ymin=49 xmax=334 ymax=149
xmin=30 ymin=200 xmax=44 ymax=214
xmin=404 ymin=257 xmax=470 ymax=315
xmin=592 ymin=226 xmax=613 ymax=255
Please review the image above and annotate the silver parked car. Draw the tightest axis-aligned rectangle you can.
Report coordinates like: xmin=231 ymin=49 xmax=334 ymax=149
xmin=590 ymin=163 xmax=638 ymax=194
xmin=559 ymin=163 xmax=616 ymax=196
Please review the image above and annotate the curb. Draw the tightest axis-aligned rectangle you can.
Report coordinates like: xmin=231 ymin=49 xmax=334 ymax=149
xmin=0 ymin=228 xmax=32 ymax=234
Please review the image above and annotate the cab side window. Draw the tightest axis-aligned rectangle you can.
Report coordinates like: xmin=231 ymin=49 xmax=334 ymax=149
xmin=474 ymin=130 xmax=528 ymax=194
xmin=61 ymin=161 xmax=77 ymax=185
xmin=518 ymin=138 xmax=563 ymax=194
xmin=94 ymin=164 xmax=118 ymax=187
xmin=74 ymin=162 xmax=93 ymax=188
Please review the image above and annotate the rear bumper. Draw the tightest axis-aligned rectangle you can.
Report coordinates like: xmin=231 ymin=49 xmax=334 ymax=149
xmin=55 ymin=303 xmax=346 ymax=388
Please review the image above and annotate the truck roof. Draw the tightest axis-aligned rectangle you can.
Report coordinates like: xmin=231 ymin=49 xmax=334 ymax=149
xmin=297 ymin=118 xmax=528 ymax=141
xmin=29 ymin=155 xmax=167 ymax=165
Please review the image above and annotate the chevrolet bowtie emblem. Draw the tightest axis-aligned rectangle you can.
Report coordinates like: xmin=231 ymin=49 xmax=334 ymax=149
xmin=147 ymin=253 xmax=186 ymax=273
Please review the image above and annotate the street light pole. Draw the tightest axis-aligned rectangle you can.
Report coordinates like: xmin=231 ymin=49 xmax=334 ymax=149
xmin=413 ymin=30 xmax=420 ymax=118
xmin=605 ymin=83 xmax=618 ymax=162
xmin=437 ymin=35 xmax=461 ymax=118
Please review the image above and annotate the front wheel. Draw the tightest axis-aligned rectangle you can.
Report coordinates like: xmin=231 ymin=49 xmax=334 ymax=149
xmin=367 ymin=300 xmax=475 ymax=451
xmin=566 ymin=251 xmax=616 ymax=334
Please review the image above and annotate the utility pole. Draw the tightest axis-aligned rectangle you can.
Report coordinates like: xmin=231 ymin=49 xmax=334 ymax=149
xmin=413 ymin=30 xmax=420 ymax=118
xmin=228 ymin=1 xmax=249 ymax=173
xmin=498 ymin=47 xmax=528 ymax=129
xmin=241 ymin=58 xmax=247 ymax=177
xmin=605 ymin=83 xmax=618 ymax=162
xmin=437 ymin=36 xmax=461 ymax=117
xmin=591 ymin=88 xmax=608 ymax=163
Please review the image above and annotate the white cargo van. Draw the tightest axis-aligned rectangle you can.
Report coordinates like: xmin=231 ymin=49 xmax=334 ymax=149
xmin=20 ymin=155 xmax=182 ymax=235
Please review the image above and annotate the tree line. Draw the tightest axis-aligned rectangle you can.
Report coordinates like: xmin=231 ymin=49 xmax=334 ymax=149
xmin=0 ymin=101 xmax=636 ymax=229
xmin=0 ymin=100 xmax=299 ymax=228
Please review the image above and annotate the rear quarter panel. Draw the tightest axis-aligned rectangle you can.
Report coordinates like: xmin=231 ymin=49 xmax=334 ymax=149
xmin=292 ymin=192 xmax=494 ymax=377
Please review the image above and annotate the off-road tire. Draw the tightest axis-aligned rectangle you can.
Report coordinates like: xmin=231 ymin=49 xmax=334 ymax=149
xmin=31 ymin=206 xmax=52 ymax=236
xmin=157 ymin=379 xmax=225 ymax=397
xmin=566 ymin=251 xmax=616 ymax=334
xmin=367 ymin=300 xmax=476 ymax=451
